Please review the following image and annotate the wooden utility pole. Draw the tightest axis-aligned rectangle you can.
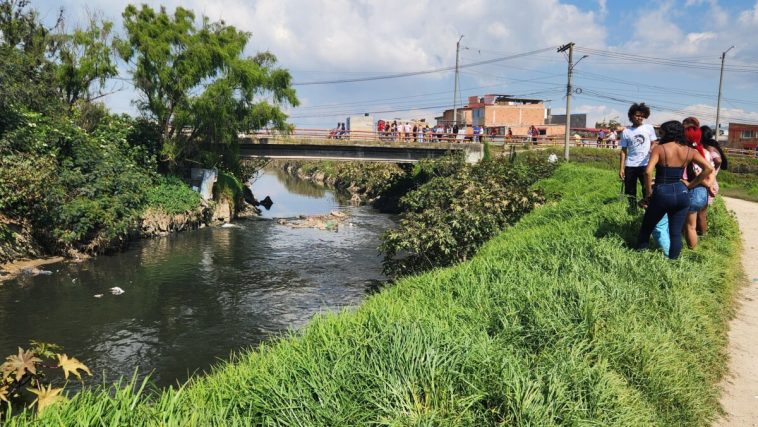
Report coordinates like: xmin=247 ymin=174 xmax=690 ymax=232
xmin=558 ymin=42 xmax=575 ymax=160
xmin=715 ymin=46 xmax=734 ymax=141
xmin=453 ymin=35 xmax=463 ymax=127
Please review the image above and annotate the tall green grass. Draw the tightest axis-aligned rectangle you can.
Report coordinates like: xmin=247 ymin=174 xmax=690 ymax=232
xmin=7 ymin=164 xmax=741 ymax=425
xmin=526 ymin=146 xmax=758 ymax=202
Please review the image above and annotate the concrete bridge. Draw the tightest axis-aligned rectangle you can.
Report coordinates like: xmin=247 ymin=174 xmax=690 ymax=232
xmin=238 ymin=130 xmax=484 ymax=163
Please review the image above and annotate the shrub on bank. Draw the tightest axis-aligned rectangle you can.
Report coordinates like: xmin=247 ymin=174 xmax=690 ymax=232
xmin=0 ymin=112 xmax=157 ymax=253
xmin=380 ymin=157 xmax=555 ymax=276
xmin=5 ymin=163 xmax=741 ymax=425
xmin=214 ymin=171 xmax=245 ymax=206
xmin=145 ymin=176 xmax=204 ymax=215
xmin=280 ymin=160 xmax=407 ymax=204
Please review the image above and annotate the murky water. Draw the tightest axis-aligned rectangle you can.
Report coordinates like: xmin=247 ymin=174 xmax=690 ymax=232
xmin=0 ymin=169 xmax=392 ymax=387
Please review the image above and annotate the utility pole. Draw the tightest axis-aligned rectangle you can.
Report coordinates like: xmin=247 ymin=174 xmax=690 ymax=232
xmin=558 ymin=42 xmax=575 ymax=160
xmin=715 ymin=45 xmax=734 ymax=142
xmin=452 ymin=35 xmax=463 ymax=128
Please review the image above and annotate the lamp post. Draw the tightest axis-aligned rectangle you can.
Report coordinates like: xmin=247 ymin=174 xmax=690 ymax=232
xmin=452 ymin=35 xmax=464 ymax=128
xmin=558 ymin=42 xmax=588 ymax=160
xmin=715 ymin=45 xmax=734 ymax=141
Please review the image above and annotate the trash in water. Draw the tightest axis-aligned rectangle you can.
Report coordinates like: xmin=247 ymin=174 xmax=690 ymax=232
xmin=93 ymin=294 xmax=103 ymax=298
xmin=221 ymin=223 xmax=239 ymax=228
xmin=110 ymin=287 xmax=125 ymax=295
xmin=37 ymin=270 xmax=53 ymax=275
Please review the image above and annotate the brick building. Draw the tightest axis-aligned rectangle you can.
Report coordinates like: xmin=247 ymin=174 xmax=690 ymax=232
xmin=435 ymin=94 xmax=567 ymax=137
xmin=727 ymin=123 xmax=758 ymax=150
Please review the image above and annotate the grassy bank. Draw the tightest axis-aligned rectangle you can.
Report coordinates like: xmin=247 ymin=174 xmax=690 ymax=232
xmin=6 ymin=163 xmax=741 ymax=425
xmin=528 ymin=147 xmax=758 ymax=202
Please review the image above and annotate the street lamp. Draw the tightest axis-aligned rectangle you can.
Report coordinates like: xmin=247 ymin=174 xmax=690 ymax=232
xmin=715 ymin=46 xmax=734 ymax=141
xmin=558 ymin=41 xmax=588 ymax=160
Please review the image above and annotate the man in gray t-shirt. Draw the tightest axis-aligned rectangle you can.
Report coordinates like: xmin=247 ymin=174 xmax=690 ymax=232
xmin=619 ymin=103 xmax=658 ymax=211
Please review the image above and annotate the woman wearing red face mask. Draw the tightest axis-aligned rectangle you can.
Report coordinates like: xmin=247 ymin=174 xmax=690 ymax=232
xmin=682 ymin=117 xmax=714 ymax=250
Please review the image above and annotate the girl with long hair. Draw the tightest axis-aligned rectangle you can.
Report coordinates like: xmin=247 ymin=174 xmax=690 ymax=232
xmin=637 ymin=120 xmax=713 ymax=259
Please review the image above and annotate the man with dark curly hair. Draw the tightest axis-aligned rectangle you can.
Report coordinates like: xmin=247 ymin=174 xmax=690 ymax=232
xmin=619 ymin=102 xmax=658 ymax=212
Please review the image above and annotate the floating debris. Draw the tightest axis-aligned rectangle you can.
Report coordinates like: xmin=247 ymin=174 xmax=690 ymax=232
xmin=276 ymin=211 xmax=350 ymax=231
xmin=93 ymin=294 xmax=103 ymax=298
xmin=20 ymin=267 xmax=53 ymax=276
xmin=109 ymin=287 xmax=125 ymax=295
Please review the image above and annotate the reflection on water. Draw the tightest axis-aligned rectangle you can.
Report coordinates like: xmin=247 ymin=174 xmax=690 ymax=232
xmin=258 ymin=168 xmax=328 ymax=198
xmin=0 ymin=170 xmax=392 ymax=387
xmin=251 ymin=168 xmax=349 ymax=218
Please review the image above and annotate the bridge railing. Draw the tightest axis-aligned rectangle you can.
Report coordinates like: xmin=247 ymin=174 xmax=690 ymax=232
xmin=244 ymin=128 xmax=481 ymax=144
xmin=242 ymin=129 xmax=758 ymax=159
xmin=242 ymin=129 xmax=600 ymax=146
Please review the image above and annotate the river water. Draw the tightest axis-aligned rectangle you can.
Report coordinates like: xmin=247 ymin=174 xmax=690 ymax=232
xmin=0 ymin=169 xmax=393 ymax=387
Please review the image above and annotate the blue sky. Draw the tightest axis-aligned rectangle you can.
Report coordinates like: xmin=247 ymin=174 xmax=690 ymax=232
xmin=34 ymin=0 xmax=758 ymax=130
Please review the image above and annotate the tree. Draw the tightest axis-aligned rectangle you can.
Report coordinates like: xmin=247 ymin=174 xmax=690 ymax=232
xmin=595 ymin=117 xmax=621 ymax=129
xmin=0 ymin=0 xmax=63 ymax=134
xmin=117 ymin=5 xmax=299 ymax=170
xmin=53 ymin=13 xmax=119 ymax=107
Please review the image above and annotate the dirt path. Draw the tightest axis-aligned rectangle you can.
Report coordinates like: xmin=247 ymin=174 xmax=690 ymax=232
xmin=716 ymin=197 xmax=758 ymax=426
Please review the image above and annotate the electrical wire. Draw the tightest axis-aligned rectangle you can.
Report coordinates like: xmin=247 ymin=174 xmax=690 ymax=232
xmin=575 ymin=46 xmax=758 ymax=73
xmin=291 ymin=47 xmax=557 ymax=85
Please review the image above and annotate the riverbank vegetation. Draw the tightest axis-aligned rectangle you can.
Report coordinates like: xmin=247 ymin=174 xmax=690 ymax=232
xmin=0 ymin=1 xmax=297 ymax=263
xmin=380 ymin=156 xmax=554 ymax=276
xmin=280 ymin=156 xmax=554 ymax=276
xmin=3 ymin=163 xmax=741 ymax=425
xmin=530 ymin=147 xmax=758 ymax=202
xmin=278 ymin=160 xmax=407 ymax=206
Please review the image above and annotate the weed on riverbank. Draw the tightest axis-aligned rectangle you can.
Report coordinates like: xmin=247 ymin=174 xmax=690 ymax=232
xmin=5 ymin=163 xmax=741 ymax=425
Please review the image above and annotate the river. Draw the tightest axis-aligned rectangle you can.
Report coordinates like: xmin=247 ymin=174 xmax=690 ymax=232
xmin=0 ymin=168 xmax=393 ymax=388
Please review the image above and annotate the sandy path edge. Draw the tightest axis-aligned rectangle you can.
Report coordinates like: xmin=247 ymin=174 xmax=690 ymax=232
xmin=716 ymin=197 xmax=758 ymax=427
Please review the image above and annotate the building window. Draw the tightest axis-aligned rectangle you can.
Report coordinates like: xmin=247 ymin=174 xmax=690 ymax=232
xmin=741 ymin=130 xmax=754 ymax=139
xmin=472 ymin=108 xmax=484 ymax=126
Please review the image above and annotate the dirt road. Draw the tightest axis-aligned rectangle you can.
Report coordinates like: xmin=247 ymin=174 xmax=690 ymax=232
xmin=716 ymin=197 xmax=758 ymax=426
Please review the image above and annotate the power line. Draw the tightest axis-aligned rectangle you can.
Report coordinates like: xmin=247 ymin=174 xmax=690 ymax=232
xmin=288 ymin=88 xmax=564 ymax=120
xmin=574 ymin=46 xmax=758 ymax=73
xmin=579 ymin=89 xmax=758 ymax=125
xmin=291 ymin=47 xmax=556 ymax=85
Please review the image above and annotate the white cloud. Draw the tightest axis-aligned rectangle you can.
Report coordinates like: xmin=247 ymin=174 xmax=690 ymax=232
xmin=56 ymin=0 xmax=605 ymax=73
xmin=652 ymin=104 xmax=758 ymax=127
xmin=597 ymin=0 xmax=608 ymax=18
xmin=686 ymin=32 xmax=716 ymax=44
xmin=738 ymin=1 xmax=758 ymax=25
xmin=39 ymin=0 xmax=758 ymax=128
xmin=573 ymin=104 xmax=625 ymax=128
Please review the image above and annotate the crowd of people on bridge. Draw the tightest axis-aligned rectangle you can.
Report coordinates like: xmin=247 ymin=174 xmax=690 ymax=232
xmin=374 ymin=120 xmax=517 ymax=143
xmin=619 ymin=102 xmax=728 ymax=260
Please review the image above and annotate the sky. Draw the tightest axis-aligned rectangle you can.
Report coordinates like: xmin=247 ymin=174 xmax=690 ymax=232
xmin=33 ymin=0 xmax=758 ymax=131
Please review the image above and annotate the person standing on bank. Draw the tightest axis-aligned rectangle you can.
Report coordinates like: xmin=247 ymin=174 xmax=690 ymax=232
xmin=637 ymin=121 xmax=713 ymax=259
xmin=681 ymin=116 xmax=714 ymax=250
xmin=698 ymin=125 xmax=728 ymax=235
xmin=619 ymin=103 xmax=658 ymax=212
